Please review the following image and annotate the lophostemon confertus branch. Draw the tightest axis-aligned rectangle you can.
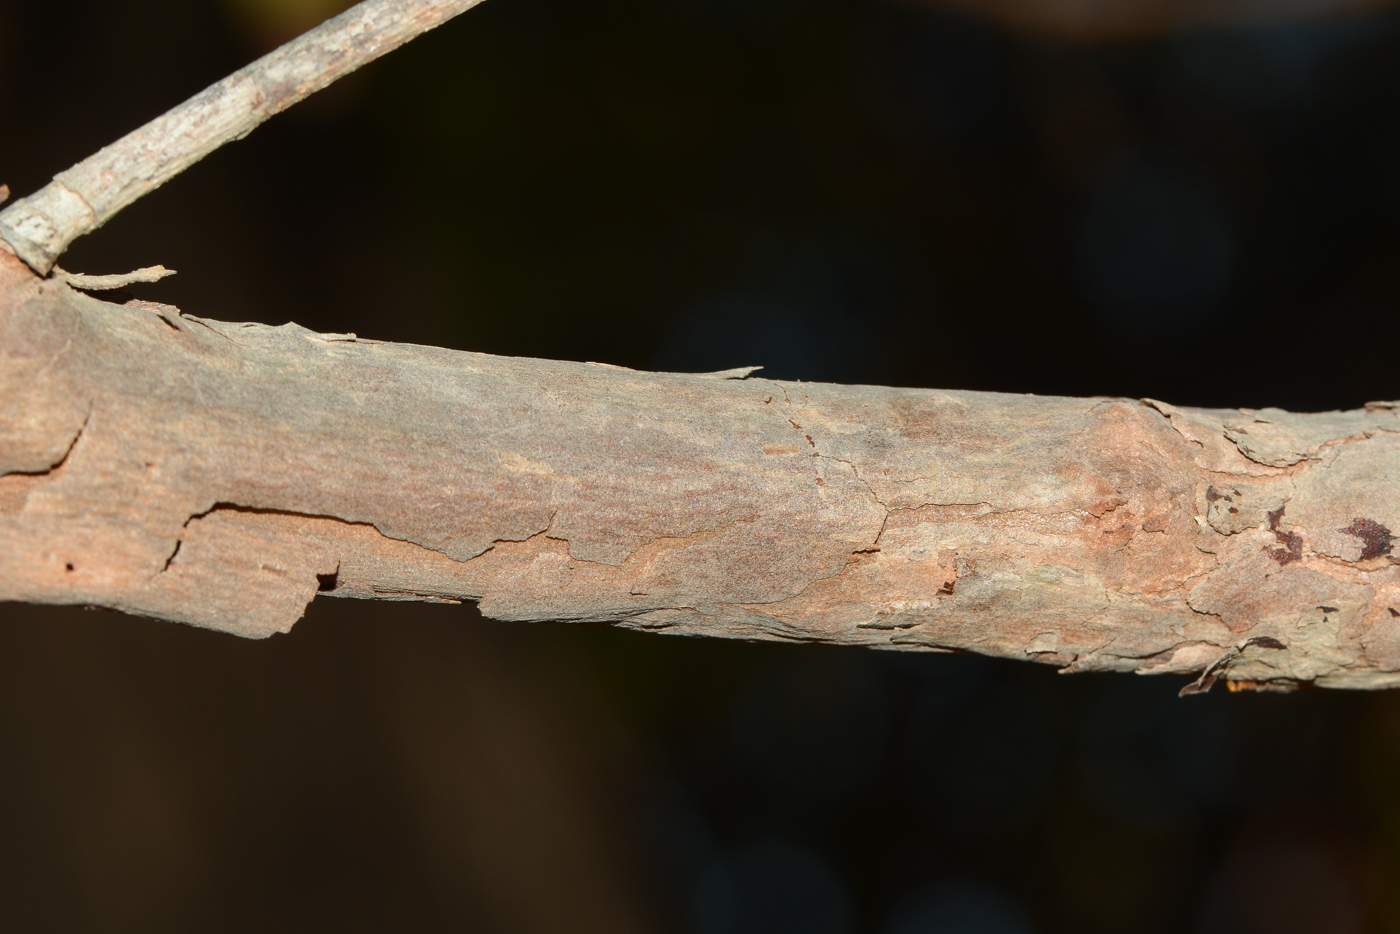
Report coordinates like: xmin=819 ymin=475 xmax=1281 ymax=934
xmin=3 ymin=0 xmax=1399 ymax=695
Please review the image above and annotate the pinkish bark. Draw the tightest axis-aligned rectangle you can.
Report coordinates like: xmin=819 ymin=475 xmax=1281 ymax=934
xmin=3 ymin=252 xmax=1397 ymax=691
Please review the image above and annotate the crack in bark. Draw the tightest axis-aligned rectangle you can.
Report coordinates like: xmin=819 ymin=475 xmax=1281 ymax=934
xmin=0 ymin=399 xmax=91 ymax=478
xmin=158 ymin=501 xmax=484 ymax=577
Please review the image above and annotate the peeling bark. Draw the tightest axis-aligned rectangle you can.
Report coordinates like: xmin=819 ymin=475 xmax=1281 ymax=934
xmin=4 ymin=254 xmax=1399 ymax=691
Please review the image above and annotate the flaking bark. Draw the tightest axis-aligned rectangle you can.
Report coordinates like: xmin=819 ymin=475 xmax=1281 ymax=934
xmin=4 ymin=253 xmax=1399 ymax=692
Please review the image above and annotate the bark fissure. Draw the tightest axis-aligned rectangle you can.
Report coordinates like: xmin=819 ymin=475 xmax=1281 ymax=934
xmin=2 ymin=400 xmax=91 ymax=478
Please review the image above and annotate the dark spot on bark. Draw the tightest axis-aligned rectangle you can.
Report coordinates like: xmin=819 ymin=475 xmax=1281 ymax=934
xmin=1319 ymin=606 xmax=1338 ymax=613
xmin=1340 ymin=518 xmax=1394 ymax=561
xmin=1206 ymin=486 xmax=1222 ymax=502
xmin=64 ymin=563 xmax=74 ymax=572
xmin=815 ymin=477 xmax=825 ymax=486
xmin=1228 ymin=507 xmax=1238 ymax=514
xmin=1246 ymin=636 xmax=1287 ymax=650
xmin=938 ymin=580 xmax=956 ymax=595
xmin=317 ymin=571 xmax=338 ymax=592
xmin=805 ymin=434 xmax=815 ymax=448
xmin=1266 ymin=506 xmax=1302 ymax=564
xmin=1269 ymin=533 xmax=1302 ymax=565
xmin=789 ymin=420 xmax=802 ymax=430
xmin=1390 ymin=608 xmax=1400 ymax=617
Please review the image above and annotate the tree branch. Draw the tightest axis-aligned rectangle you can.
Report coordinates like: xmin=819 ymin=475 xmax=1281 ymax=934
xmin=0 ymin=0 xmax=487 ymax=274
xmin=4 ymin=254 xmax=1399 ymax=692
xmin=5 ymin=0 xmax=1400 ymax=695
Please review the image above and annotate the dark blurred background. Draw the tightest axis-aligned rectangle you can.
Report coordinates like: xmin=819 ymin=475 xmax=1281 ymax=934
xmin=4 ymin=0 xmax=1400 ymax=930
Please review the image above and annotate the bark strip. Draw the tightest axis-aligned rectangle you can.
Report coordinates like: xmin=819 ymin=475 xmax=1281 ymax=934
xmin=0 ymin=0 xmax=487 ymax=274
xmin=3 ymin=254 xmax=1399 ymax=691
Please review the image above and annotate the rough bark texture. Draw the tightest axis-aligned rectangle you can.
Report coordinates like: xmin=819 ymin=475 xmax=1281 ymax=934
xmin=0 ymin=0 xmax=486 ymax=273
xmin=4 ymin=254 xmax=1399 ymax=691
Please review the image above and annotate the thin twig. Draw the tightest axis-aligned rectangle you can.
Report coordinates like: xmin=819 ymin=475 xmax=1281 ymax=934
xmin=0 ymin=0 xmax=488 ymax=275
